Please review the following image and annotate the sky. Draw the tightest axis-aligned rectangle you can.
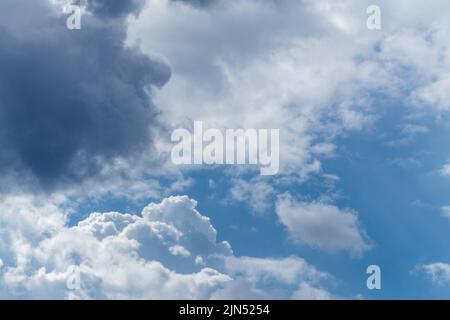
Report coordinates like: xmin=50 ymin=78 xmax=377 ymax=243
xmin=1 ymin=0 xmax=450 ymax=299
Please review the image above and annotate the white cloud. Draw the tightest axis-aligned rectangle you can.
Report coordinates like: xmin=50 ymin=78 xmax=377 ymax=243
xmin=229 ymin=178 xmax=275 ymax=214
xmin=221 ymin=256 xmax=329 ymax=285
xmin=440 ymin=164 xmax=450 ymax=177
xmin=124 ymin=0 xmax=450 ymax=185
xmin=440 ymin=206 xmax=450 ymax=218
xmin=276 ymin=194 xmax=370 ymax=254
xmin=0 ymin=194 xmax=334 ymax=299
xmin=292 ymin=282 xmax=333 ymax=300
xmin=127 ymin=0 xmax=392 ymax=181
xmin=419 ymin=263 xmax=450 ymax=285
xmin=211 ymin=256 xmax=332 ymax=300
xmin=169 ymin=245 xmax=191 ymax=257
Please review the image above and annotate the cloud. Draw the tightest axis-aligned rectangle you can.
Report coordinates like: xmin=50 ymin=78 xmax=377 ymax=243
xmin=292 ymin=282 xmax=333 ymax=300
xmin=275 ymin=194 xmax=370 ymax=254
xmin=212 ymin=255 xmax=331 ymax=299
xmin=171 ymin=0 xmax=217 ymax=8
xmin=229 ymin=178 xmax=275 ymax=214
xmin=440 ymin=164 xmax=450 ymax=177
xmin=441 ymin=206 xmax=450 ymax=218
xmin=0 ymin=0 xmax=170 ymax=190
xmin=401 ymin=124 xmax=429 ymax=135
xmin=127 ymin=0 xmax=392 ymax=181
xmin=125 ymin=0 xmax=450 ymax=187
xmin=6 ymin=0 xmax=450 ymax=299
xmin=82 ymin=0 xmax=146 ymax=18
xmin=0 ymin=194 xmax=334 ymax=299
xmin=419 ymin=263 xmax=450 ymax=286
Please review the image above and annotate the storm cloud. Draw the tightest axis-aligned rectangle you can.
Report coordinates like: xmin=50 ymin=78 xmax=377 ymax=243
xmin=0 ymin=0 xmax=170 ymax=189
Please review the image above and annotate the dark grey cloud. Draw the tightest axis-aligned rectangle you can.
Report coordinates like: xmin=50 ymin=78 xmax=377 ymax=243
xmin=0 ymin=0 xmax=170 ymax=189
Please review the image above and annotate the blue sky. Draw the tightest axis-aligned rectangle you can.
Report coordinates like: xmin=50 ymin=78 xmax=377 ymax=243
xmin=1 ymin=0 xmax=450 ymax=299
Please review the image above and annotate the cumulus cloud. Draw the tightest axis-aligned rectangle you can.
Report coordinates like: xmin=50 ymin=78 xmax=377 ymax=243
xmin=275 ymin=194 xmax=370 ymax=254
xmin=0 ymin=195 xmax=333 ymax=299
xmin=0 ymin=0 xmax=170 ymax=190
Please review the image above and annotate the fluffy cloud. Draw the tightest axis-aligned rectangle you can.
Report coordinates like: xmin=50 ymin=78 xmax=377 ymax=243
xmin=229 ymin=178 xmax=275 ymax=214
xmin=0 ymin=195 xmax=333 ymax=299
xmin=126 ymin=0 xmax=450 ymax=185
xmin=127 ymin=0 xmax=391 ymax=181
xmin=212 ymin=255 xmax=331 ymax=299
xmin=292 ymin=283 xmax=333 ymax=300
xmin=276 ymin=194 xmax=370 ymax=254
xmin=0 ymin=0 xmax=170 ymax=190
xmin=419 ymin=263 xmax=450 ymax=286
